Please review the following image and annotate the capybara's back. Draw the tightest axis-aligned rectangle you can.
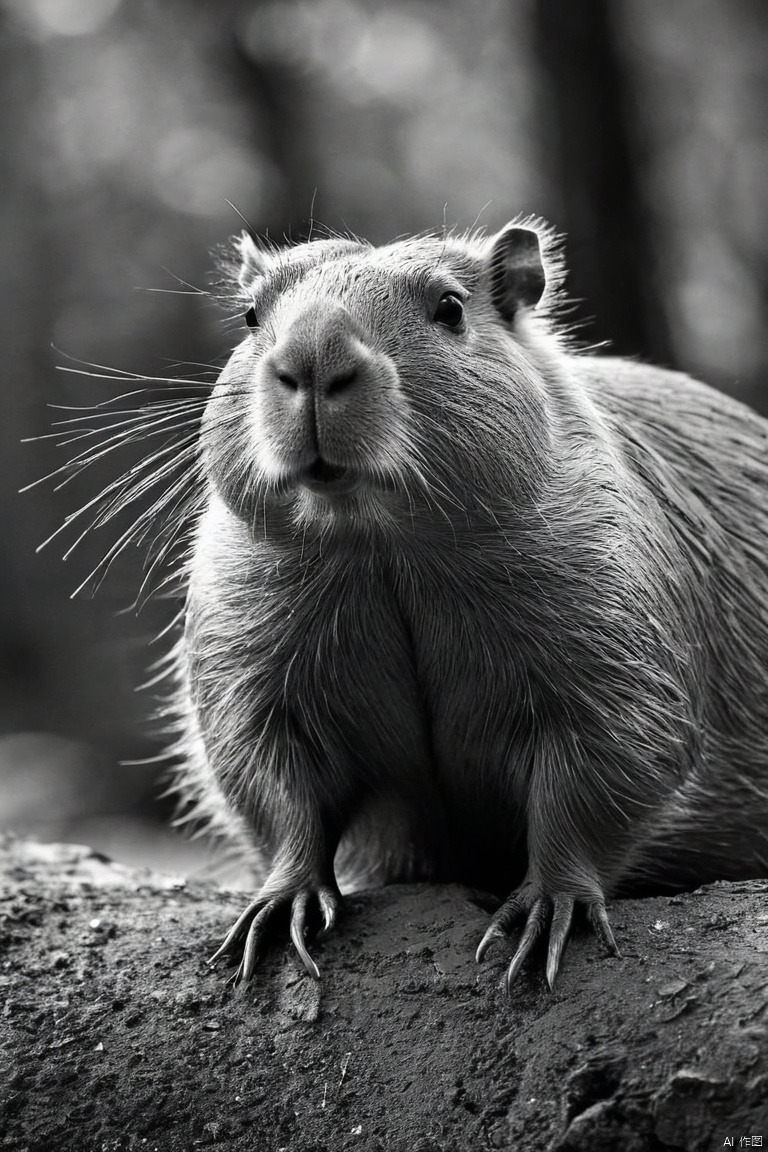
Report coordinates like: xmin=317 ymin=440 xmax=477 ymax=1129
xmin=587 ymin=356 xmax=768 ymax=891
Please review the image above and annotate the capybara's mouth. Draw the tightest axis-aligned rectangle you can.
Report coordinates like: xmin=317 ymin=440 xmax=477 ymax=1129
xmin=299 ymin=457 xmax=359 ymax=496
xmin=307 ymin=458 xmax=348 ymax=484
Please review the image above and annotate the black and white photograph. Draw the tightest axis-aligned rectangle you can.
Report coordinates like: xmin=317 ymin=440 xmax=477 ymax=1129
xmin=1 ymin=1 xmax=767 ymax=1148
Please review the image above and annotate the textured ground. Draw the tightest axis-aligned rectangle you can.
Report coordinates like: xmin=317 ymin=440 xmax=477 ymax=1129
xmin=1 ymin=836 xmax=767 ymax=1152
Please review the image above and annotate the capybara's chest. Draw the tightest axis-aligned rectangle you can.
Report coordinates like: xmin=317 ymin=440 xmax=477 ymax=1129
xmin=257 ymin=559 xmax=530 ymax=787
xmin=313 ymin=561 xmax=533 ymax=796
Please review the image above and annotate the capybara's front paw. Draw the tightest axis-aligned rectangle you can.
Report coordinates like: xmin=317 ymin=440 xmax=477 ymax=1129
xmin=209 ymin=881 xmax=341 ymax=984
xmin=476 ymin=877 xmax=619 ymax=990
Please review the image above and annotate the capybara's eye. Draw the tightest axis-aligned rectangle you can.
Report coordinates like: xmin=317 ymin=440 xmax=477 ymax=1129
xmin=244 ymin=305 xmax=258 ymax=330
xmin=433 ymin=293 xmax=465 ymax=329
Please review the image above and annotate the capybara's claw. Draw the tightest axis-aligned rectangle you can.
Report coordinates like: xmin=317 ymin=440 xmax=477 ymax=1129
xmin=476 ymin=882 xmax=619 ymax=990
xmin=237 ymin=899 xmax=281 ymax=984
xmin=588 ymin=900 xmax=620 ymax=959
xmin=289 ymin=891 xmax=320 ymax=979
xmin=317 ymin=885 xmax=339 ymax=937
xmin=505 ymin=896 xmax=551 ymax=991
xmin=210 ymin=884 xmax=341 ymax=984
xmin=475 ymin=921 xmax=508 ymax=964
xmin=208 ymin=895 xmax=274 ymax=967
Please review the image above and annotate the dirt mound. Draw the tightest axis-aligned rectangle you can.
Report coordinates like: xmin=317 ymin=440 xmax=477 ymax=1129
xmin=1 ymin=838 xmax=766 ymax=1151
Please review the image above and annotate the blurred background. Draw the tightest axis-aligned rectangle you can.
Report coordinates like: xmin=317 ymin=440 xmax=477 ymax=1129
xmin=1 ymin=0 xmax=766 ymax=879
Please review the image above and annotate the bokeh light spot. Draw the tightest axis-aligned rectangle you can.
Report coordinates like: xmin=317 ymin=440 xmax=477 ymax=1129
xmin=4 ymin=0 xmax=123 ymax=38
xmin=152 ymin=127 xmax=276 ymax=219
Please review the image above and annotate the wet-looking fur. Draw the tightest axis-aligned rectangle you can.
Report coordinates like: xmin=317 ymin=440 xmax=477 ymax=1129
xmin=165 ymin=219 xmax=768 ymax=988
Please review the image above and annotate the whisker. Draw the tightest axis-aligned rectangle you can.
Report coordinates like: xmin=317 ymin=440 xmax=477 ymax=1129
xmin=38 ymin=430 xmax=200 ymax=552
xmin=67 ymin=448 xmax=203 ymax=595
xmin=57 ymin=364 xmax=214 ymax=390
xmin=46 ymin=398 xmax=209 ymax=424
xmin=24 ymin=411 xmax=205 ymax=493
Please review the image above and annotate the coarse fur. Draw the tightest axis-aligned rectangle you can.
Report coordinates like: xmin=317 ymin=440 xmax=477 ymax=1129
xmin=178 ymin=219 xmax=768 ymax=979
xmin=49 ymin=218 xmax=768 ymax=981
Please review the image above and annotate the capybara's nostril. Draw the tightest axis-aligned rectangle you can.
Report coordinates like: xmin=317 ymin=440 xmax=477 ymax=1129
xmin=325 ymin=368 xmax=359 ymax=396
xmin=276 ymin=368 xmax=301 ymax=392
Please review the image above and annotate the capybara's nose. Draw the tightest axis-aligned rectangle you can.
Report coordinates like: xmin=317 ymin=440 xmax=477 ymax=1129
xmin=264 ymin=302 xmax=366 ymax=398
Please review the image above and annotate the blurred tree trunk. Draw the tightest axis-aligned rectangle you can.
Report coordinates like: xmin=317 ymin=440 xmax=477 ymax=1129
xmin=0 ymin=26 xmax=61 ymax=731
xmin=534 ymin=0 xmax=674 ymax=365
xmin=231 ymin=2 xmax=331 ymax=237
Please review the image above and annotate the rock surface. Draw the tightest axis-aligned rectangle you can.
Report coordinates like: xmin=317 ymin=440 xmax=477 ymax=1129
xmin=1 ymin=836 xmax=767 ymax=1151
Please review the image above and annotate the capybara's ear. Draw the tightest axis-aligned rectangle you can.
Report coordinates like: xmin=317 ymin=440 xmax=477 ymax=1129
xmin=235 ymin=230 xmax=273 ymax=293
xmin=486 ymin=225 xmax=546 ymax=320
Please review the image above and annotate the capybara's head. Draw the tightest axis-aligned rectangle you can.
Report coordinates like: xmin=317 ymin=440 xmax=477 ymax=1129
xmin=203 ymin=221 xmax=564 ymax=534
